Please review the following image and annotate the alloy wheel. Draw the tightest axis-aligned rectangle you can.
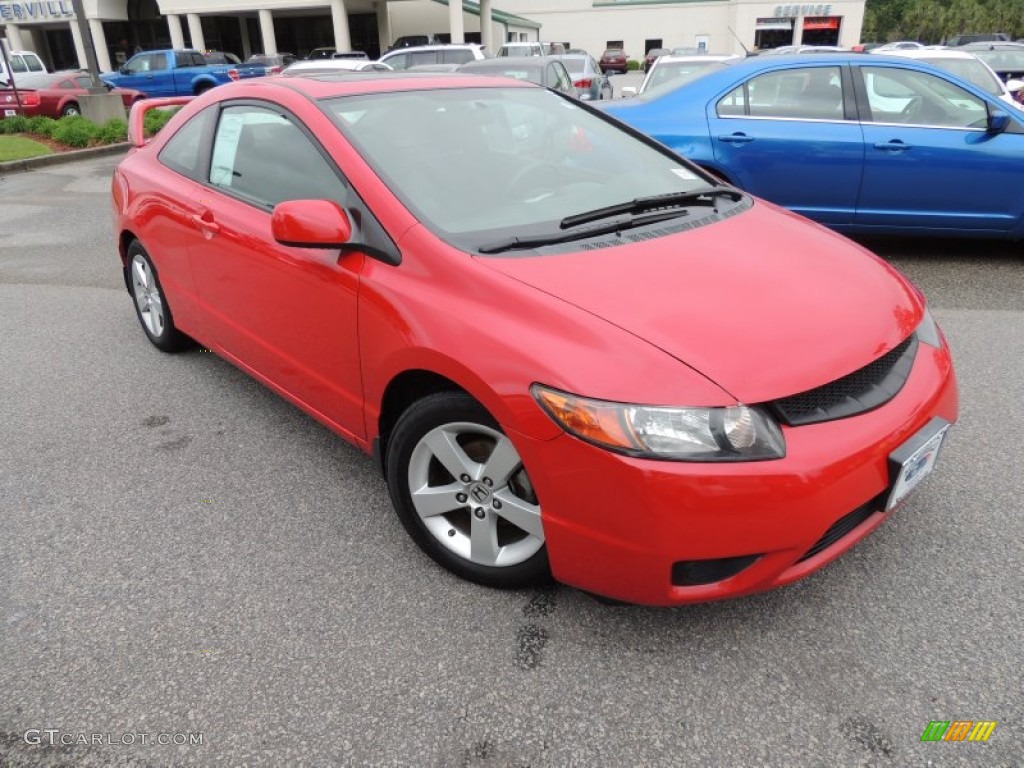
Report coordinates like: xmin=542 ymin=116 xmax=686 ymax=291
xmin=131 ymin=253 xmax=165 ymax=338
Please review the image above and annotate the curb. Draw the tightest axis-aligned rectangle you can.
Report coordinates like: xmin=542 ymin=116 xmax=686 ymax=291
xmin=0 ymin=142 xmax=131 ymax=175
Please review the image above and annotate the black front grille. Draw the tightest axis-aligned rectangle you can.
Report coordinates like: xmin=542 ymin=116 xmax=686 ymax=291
xmin=797 ymin=497 xmax=883 ymax=563
xmin=770 ymin=335 xmax=918 ymax=426
xmin=671 ymin=554 xmax=761 ymax=586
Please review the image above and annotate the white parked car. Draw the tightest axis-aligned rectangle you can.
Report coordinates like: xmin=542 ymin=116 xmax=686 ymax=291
xmin=280 ymin=59 xmax=393 ymax=76
xmin=378 ymin=44 xmax=488 ymax=70
xmin=0 ymin=49 xmax=47 ymax=86
xmin=622 ymin=54 xmax=742 ymax=98
xmin=878 ymin=48 xmax=1024 ymax=110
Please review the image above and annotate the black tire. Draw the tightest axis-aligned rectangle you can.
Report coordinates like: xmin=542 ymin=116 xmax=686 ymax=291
xmin=194 ymin=83 xmax=212 ymax=95
xmin=386 ymin=391 xmax=551 ymax=589
xmin=61 ymin=102 xmax=80 ymax=117
xmin=125 ymin=240 xmax=192 ymax=353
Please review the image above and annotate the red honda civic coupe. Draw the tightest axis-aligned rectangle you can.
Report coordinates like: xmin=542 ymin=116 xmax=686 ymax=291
xmin=111 ymin=74 xmax=958 ymax=606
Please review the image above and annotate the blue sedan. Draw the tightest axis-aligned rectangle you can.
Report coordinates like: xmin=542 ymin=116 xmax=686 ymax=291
xmin=602 ymin=54 xmax=1024 ymax=237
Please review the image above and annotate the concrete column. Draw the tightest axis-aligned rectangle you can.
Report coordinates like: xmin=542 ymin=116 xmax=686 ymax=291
xmin=258 ymin=10 xmax=277 ymax=56
xmin=239 ymin=16 xmax=252 ymax=59
xmin=376 ymin=1 xmax=390 ymax=52
xmin=479 ymin=0 xmax=492 ymax=53
xmin=330 ymin=0 xmax=351 ymax=53
xmin=69 ymin=20 xmax=88 ymax=69
xmin=87 ymin=18 xmax=112 ymax=72
xmin=448 ymin=0 xmax=464 ymax=44
xmin=4 ymin=24 xmax=25 ymax=51
xmin=167 ymin=14 xmax=186 ymax=50
xmin=186 ymin=13 xmax=205 ymax=51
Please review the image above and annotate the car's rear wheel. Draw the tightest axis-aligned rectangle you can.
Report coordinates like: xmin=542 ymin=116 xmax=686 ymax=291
xmin=127 ymin=240 xmax=191 ymax=353
xmin=61 ymin=102 xmax=80 ymax=117
xmin=386 ymin=392 xmax=550 ymax=588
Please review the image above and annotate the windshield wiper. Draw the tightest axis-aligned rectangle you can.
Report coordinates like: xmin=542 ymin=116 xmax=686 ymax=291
xmin=478 ymin=209 xmax=691 ymax=255
xmin=559 ymin=186 xmax=745 ymax=229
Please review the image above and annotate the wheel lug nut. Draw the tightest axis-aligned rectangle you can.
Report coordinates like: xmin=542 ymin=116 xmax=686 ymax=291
xmin=448 ymin=529 xmax=456 ymax=537
xmin=492 ymin=499 xmax=502 ymax=510
xmin=483 ymin=477 xmax=493 ymax=487
xmin=474 ymin=508 xmax=486 ymax=519
xmin=456 ymin=493 xmax=468 ymax=503
xmin=460 ymin=474 xmax=471 ymax=483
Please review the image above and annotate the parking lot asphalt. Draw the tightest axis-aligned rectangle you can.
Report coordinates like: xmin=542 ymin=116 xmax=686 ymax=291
xmin=1 ymin=157 xmax=1022 ymax=767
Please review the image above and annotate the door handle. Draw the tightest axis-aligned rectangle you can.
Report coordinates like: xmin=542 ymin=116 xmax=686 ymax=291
xmin=873 ymin=140 xmax=912 ymax=152
xmin=189 ymin=213 xmax=220 ymax=236
xmin=717 ymin=133 xmax=754 ymax=144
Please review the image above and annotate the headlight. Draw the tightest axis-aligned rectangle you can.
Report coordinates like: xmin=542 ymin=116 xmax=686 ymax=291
xmin=916 ymin=307 xmax=942 ymax=348
xmin=531 ymin=385 xmax=785 ymax=461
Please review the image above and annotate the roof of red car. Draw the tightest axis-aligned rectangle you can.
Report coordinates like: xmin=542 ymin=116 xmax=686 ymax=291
xmin=254 ymin=72 xmax=538 ymax=100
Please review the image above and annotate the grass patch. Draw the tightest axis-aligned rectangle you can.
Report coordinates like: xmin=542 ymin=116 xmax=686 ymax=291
xmin=0 ymin=135 xmax=53 ymax=162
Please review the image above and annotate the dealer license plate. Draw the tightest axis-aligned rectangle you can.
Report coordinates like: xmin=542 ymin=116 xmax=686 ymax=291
xmin=886 ymin=419 xmax=950 ymax=511
xmin=3 ymin=109 xmax=16 ymax=117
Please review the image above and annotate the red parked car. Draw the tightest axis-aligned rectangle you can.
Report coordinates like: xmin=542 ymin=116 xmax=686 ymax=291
xmin=0 ymin=71 xmax=142 ymax=118
xmin=111 ymin=76 xmax=957 ymax=606
xmin=599 ymin=48 xmax=629 ymax=74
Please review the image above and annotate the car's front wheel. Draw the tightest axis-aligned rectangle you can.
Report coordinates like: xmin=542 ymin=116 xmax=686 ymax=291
xmin=126 ymin=240 xmax=191 ymax=352
xmin=386 ymin=392 xmax=550 ymax=589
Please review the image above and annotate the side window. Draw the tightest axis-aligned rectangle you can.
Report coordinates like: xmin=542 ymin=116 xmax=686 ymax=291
xmin=717 ymin=84 xmax=747 ymax=116
xmin=408 ymin=51 xmax=440 ymax=67
xmin=75 ymin=76 xmax=93 ymax=88
xmin=732 ymin=67 xmax=844 ymax=120
xmin=150 ymin=54 xmax=168 ymax=72
xmin=441 ymin=49 xmax=473 ymax=65
xmin=123 ymin=55 xmax=146 ymax=74
xmin=175 ymin=52 xmax=192 ymax=68
xmin=862 ymin=67 xmax=987 ymax=129
xmin=158 ymin=106 xmax=216 ymax=180
xmin=549 ymin=63 xmax=573 ymax=93
xmin=208 ymin=105 xmax=347 ymax=208
xmin=385 ymin=53 xmax=408 ymax=70
xmin=26 ymin=55 xmax=44 ymax=72
xmin=11 ymin=55 xmax=27 ymax=73
xmin=59 ymin=79 xmax=78 ymax=90
xmin=191 ymin=52 xmax=206 ymax=67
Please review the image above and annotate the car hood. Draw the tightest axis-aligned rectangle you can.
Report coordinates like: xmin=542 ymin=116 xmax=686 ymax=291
xmin=477 ymin=203 xmax=923 ymax=404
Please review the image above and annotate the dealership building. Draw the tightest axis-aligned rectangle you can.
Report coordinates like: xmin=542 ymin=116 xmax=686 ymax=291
xmin=2 ymin=0 xmax=864 ymax=72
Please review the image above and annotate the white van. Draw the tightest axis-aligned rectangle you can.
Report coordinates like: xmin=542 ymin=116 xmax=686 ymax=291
xmin=0 ymin=49 xmax=47 ymax=86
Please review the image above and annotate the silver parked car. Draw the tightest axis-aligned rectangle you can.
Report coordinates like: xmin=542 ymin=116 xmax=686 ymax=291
xmin=560 ymin=54 xmax=613 ymax=100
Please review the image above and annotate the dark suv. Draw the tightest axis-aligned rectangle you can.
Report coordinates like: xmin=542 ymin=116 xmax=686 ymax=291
xmin=600 ymin=48 xmax=628 ymax=74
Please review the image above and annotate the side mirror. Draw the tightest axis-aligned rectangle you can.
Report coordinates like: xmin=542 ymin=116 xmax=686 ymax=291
xmin=621 ymin=86 xmax=638 ymax=98
xmin=119 ymin=65 xmax=129 ymax=75
xmin=272 ymin=200 xmax=353 ymax=248
xmin=987 ymin=109 xmax=1011 ymax=134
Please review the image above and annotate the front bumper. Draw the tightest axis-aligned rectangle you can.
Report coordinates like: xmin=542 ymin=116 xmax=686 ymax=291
xmin=513 ymin=339 xmax=958 ymax=606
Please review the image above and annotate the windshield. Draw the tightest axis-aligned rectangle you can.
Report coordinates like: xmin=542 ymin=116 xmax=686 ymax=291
xmin=322 ymin=87 xmax=713 ymax=250
xmin=642 ymin=60 xmax=728 ymax=96
xmin=923 ymin=57 xmax=1003 ymax=96
xmin=562 ymin=58 xmax=586 ymax=74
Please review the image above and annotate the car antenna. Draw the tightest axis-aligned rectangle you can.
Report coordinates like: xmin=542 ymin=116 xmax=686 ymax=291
xmin=728 ymin=27 xmax=751 ymax=56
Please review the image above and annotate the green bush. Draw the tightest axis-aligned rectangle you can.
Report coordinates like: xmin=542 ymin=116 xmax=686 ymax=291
xmin=0 ymin=115 xmax=30 ymax=134
xmin=26 ymin=116 xmax=58 ymax=137
xmin=51 ymin=115 xmax=99 ymax=148
xmin=143 ymin=106 xmax=179 ymax=137
xmin=96 ymin=117 xmax=128 ymax=144
xmin=626 ymin=59 xmax=641 ymax=71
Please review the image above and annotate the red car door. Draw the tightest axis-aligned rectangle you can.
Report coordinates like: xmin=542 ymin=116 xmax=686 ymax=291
xmin=184 ymin=103 xmax=366 ymax=439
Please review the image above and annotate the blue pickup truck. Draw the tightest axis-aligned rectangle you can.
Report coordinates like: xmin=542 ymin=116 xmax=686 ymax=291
xmin=100 ymin=49 xmax=264 ymax=98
